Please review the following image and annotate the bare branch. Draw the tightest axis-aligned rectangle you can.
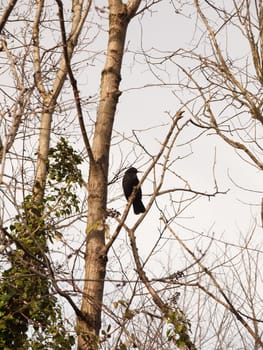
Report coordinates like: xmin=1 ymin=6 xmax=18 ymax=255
xmin=55 ymin=0 xmax=95 ymax=165
xmin=0 ymin=0 xmax=18 ymax=34
xmin=127 ymin=0 xmax=141 ymax=18
xmin=162 ymin=217 xmax=263 ymax=348
xmin=32 ymin=0 xmax=46 ymax=96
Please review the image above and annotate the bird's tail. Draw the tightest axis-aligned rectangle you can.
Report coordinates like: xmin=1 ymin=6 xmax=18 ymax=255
xmin=133 ymin=200 xmax=145 ymax=215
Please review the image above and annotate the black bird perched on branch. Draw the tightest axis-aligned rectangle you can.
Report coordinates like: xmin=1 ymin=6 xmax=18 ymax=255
xmin=122 ymin=167 xmax=145 ymax=215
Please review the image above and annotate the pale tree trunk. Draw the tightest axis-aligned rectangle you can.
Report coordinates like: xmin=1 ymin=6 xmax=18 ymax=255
xmin=32 ymin=0 xmax=91 ymax=200
xmin=77 ymin=1 xmax=141 ymax=349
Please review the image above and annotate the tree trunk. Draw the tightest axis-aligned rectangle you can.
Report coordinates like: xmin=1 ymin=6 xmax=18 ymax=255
xmin=32 ymin=0 xmax=90 ymax=200
xmin=77 ymin=1 xmax=140 ymax=349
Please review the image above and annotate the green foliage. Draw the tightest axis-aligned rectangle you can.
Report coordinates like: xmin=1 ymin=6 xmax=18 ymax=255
xmin=166 ymin=309 xmax=196 ymax=350
xmin=0 ymin=138 xmax=83 ymax=349
xmin=47 ymin=137 xmax=83 ymax=186
xmin=46 ymin=137 xmax=84 ymax=220
xmin=0 ymin=217 xmax=74 ymax=349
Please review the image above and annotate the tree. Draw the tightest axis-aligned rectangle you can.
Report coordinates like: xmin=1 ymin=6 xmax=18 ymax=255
xmin=76 ymin=1 xmax=142 ymax=348
xmin=0 ymin=1 xmax=262 ymax=350
xmin=0 ymin=0 xmax=91 ymax=348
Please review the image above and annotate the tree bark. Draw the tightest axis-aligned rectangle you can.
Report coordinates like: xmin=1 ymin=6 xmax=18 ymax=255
xmin=32 ymin=0 xmax=90 ymax=199
xmin=77 ymin=1 xmax=141 ymax=349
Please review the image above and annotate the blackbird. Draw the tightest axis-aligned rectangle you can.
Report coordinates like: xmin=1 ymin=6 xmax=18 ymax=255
xmin=122 ymin=167 xmax=145 ymax=214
